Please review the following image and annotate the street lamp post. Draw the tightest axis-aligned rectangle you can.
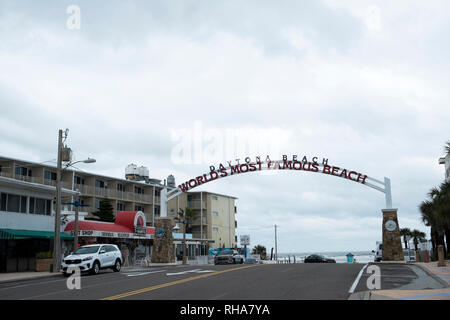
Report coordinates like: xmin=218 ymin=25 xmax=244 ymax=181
xmin=52 ymin=129 xmax=96 ymax=273
xmin=52 ymin=130 xmax=63 ymax=273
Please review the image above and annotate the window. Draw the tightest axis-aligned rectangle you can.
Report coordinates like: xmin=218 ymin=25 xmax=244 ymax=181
xmin=134 ymin=186 xmax=144 ymax=194
xmin=106 ymin=245 xmax=117 ymax=252
xmin=213 ymin=227 xmax=219 ymax=232
xmin=1 ymin=193 xmax=6 ymax=211
xmin=117 ymin=202 xmax=124 ymax=211
xmin=212 ymin=211 xmax=219 ymax=216
xmin=134 ymin=205 xmax=144 ymax=212
xmin=211 ymin=196 xmax=218 ymax=200
xmin=15 ymin=166 xmax=31 ymax=176
xmin=29 ymin=197 xmax=35 ymax=214
xmin=44 ymin=170 xmax=57 ymax=181
xmin=117 ymin=184 xmax=124 ymax=192
xmin=74 ymin=176 xmax=85 ymax=185
xmin=20 ymin=196 xmax=27 ymax=213
xmin=28 ymin=196 xmax=50 ymax=215
xmin=35 ymin=198 xmax=46 ymax=214
xmin=7 ymin=194 xmax=20 ymax=212
xmin=95 ymin=180 xmax=106 ymax=188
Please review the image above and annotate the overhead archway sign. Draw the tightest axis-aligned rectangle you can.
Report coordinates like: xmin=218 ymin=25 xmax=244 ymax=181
xmin=165 ymin=155 xmax=392 ymax=209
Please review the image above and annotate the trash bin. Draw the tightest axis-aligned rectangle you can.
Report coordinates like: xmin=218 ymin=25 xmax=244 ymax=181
xmin=346 ymin=253 xmax=354 ymax=263
xmin=50 ymin=264 xmax=53 ymax=273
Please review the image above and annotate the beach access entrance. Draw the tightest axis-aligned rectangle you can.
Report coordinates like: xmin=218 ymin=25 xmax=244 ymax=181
xmin=156 ymin=157 xmax=404 ymax=262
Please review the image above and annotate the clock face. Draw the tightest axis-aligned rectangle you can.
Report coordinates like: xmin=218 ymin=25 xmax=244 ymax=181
xmin=156 ymin=227 xmax=165 ymax=238
xmin=385 ymin=220 xmax=397 ymax=232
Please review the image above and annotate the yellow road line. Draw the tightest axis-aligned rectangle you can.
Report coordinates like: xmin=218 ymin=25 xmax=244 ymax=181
xmin=101 ymin=265 xmax=258 ymax=300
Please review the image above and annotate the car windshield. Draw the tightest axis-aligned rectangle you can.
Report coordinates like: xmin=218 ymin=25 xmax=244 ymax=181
xmin=217 ymin=250 xmax=233 ymax=256
xmin=73 ymin=246 xmax=100 ymax=255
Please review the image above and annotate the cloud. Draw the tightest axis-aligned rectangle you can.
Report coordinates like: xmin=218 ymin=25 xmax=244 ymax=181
xmin=0 ymin=0 xmax=447 ymax=252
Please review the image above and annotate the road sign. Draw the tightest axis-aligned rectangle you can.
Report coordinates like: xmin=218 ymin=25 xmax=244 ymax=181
xmin=240 ymin=235 xmax=250 ymax=246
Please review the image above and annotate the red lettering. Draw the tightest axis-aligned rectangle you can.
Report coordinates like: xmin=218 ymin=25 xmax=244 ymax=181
xmin=331 ymin=166 xmax=340 ymax=176
xmin=311 ymin=163 xmax=319 ymax=172
xmin=240 ymin=164 xmax=249 ymax=173
xmin=230 ymin=165 xmax=240 ymax=175
xmin=219 ymin=168 xmax=228 ymax=177
xmin=293 ymin=161 xmax=302 ymax=170
xmin=339 ymin=169 xmax=348 ymax=179
xmin=179 ymin=182 xmax=189 ymax=192
xmin=196 ymin=176 xmax=204 ymax=185
xmin=249 ymin=163 xmax=257 ymax=172
xmin=282 ymin=161 xmax=292 ymax=169
xmin=348 ymin=171 xmax=358 ymax=181
xmin=210 ymin=171 xmax=219 ymax=180
xmin=188 ymin=179 xmax=198 ymax=188
xmin=303 ymin=162 xmax=311 ymax=171
xmin=323 ymin=165 xmax=331 ymax=174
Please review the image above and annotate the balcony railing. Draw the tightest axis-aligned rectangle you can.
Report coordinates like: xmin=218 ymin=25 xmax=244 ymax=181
xmin=187 ymin=200 xmax=206 ymax=209
xmin=191 ymin=217 xmax=208 ymax=225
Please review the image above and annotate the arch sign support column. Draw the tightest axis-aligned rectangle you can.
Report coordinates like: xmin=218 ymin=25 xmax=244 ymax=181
xmin=159 ymin=157 xmax=403 ymax=262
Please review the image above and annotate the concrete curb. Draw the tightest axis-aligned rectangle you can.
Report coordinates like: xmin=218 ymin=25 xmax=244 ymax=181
xmin=0 ymin=272 xmax=62 ymax=284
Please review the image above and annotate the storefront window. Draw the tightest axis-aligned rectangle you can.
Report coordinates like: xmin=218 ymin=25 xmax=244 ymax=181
xmin=7 ymin=194 xmax=20 ymax=212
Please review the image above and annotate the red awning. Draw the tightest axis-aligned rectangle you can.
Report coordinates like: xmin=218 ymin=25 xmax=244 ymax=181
xmin=64 ymin=211 xmax=155 ymax=237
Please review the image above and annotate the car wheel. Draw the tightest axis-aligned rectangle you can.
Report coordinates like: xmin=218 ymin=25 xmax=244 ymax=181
xmin=113 ymin=259 xmax=121 ymax=272
xmin=91 ymin=261 xmax=100 ymax=275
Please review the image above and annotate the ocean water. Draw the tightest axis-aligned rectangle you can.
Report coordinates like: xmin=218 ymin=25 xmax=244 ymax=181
xmin=274 ymin=251 xmax=374 ymax=264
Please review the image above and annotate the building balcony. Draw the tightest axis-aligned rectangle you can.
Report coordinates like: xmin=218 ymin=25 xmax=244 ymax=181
xmin=187 ymin=200 xmax=206 ymax=210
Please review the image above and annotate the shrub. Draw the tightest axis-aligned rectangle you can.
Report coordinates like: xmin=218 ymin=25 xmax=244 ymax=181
xmin=36 ymin=251 xmax=52 ymax=259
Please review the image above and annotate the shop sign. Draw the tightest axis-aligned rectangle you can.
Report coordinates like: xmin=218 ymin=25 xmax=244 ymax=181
xmin=134 ymin=227 xmax=147 ymax=236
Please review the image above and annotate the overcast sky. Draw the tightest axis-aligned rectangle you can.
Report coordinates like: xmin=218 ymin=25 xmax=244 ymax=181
xmin=1 ymin=0 xmax=449 ymax=253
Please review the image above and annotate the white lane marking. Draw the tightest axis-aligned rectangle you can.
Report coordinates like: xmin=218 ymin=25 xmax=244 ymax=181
xmin=123 ymin=270 xmax=166 ymax=277
xmin=348 ymin=263 xmax=369 ymax=294
xmin=166 ymin=269 xmax=215 ymax=276
xmin=209 ymin=292 xmax=228 ymax=300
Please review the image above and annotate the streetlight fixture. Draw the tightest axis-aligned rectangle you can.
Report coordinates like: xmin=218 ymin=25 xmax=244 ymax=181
xmin=52 ymin=129 xmax=96 ymax=273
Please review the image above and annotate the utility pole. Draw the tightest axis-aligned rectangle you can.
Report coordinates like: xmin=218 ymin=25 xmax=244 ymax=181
xmin=274 ymin=224 xmax=278 ymax=263
xmin=53 ymin=129 xmax=63 ymax=273
xmin=74 ymin=191 xmax=80 ymax=250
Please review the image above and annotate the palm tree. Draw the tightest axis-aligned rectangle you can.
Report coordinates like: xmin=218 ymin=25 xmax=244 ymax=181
xmin=400 ymin=228 xmax=412 ymax=249
xmin=420 ymin=200 xmax=438 ymax=252
xmin=444 ymin=140 xmax=450 ymax=156
xmin=410 ymin=229 xmax=426 ymax=251
xmin=175 ymin=207 xmax=198 ymax=264
xmin=252 ymin=245 xmax=267 ymax=260
xmin=420 ymin=183 xmax=448 ymax=256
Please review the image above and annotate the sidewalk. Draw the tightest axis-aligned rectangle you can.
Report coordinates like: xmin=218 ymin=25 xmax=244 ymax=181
xmin=0 ymin=271 xmax=61 ymax=284
xmin=351 ymin=260 xmax=450 ymax=300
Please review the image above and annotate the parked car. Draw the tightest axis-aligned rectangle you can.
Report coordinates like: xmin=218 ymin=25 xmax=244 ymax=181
xmin=244 ymin=258 xmax=263 ymax=264
xmin=214 ymin=250 xmax=244 ymax=265
xmin=372 ymin=241 xmax=383 ymax=262
xmin=61 ymin=244 xmax=122 ymax=276
xmin=403 ymin=248 xmax=416 ymax=262
xmin=304 ymin=254 xmax=336 ymax=263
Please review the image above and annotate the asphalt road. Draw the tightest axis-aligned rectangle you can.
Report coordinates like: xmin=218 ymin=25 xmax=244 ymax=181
xmin=0 ymin=263 xmax=362 ymax=300
xmin=0 ymin=262 xmax=441 ymax=300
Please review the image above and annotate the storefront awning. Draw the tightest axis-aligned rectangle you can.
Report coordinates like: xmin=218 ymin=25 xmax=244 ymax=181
xmin=0 ymin=229 xmax=74 ymax=240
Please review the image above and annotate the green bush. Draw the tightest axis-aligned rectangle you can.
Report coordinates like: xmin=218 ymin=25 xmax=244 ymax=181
xmin=36 ymin=251 xmax=52 ymax=259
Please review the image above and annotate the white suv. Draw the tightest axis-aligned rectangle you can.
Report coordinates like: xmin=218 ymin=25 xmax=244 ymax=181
xmin=62 ymin=244 xmax=123 ymax=276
